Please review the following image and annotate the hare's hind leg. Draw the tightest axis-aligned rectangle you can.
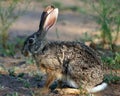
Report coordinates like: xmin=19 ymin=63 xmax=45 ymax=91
xmin=54 ymin=80 xmax=80 ymax=95
xmin=40 ymin=73 xmax=56 ymax=95
xmin=45 ymin=74 xmax=55 ymax=88
xmin=55 ymin=88 xmax=80 ymax=95
xmin=54 ymin=88 xmax=93 ymax=95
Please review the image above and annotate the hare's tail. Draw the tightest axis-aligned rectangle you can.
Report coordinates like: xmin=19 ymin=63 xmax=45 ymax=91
xmin=88 ymin=82 xmax=108 ymax=93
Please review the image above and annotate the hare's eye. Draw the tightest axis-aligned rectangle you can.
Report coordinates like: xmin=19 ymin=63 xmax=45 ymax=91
xmin=28 ymin=38 xmax=35 ymax=45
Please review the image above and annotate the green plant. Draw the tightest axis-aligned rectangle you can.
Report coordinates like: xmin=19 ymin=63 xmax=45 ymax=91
xmin=25 ymin=57 xmax=35 ymax=64
xmin=6 ymin=92 xmax=19 ymax=96
xmin=8 ymin=68 xmax=16 ymax=77
xmin=0 ymin=36 xmax=25 ymax=56
xmin=15 ymin=37 xmax=25 ymax=48
xmin=114 ymin=52 xmax=120 ymax=63
xmin=34 ymin=73 xmax=43 ymax=81
xmin=0 ymin=0 xmax=30 ymax=56
xmin=0 ymin=0 xmax=20 ymax=48
xmin=0 ymin=42 xmax=16 ymax=56
xmin=18 ymin=78 xmax=30 ymax=88
xmin=91 ymin=0 xmax=120 ymax=49
xmin=102 ymin=52 xmax=120 ymax=69
xmin=17 ymin=73 xmax=25 ymax=78
xmin=23 ymin=79 xmax=30 ymax=88
xmin=104 ymin=73 xmax=120 ymax=84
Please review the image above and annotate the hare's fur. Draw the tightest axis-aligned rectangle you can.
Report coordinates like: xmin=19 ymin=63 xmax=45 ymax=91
xmin=22 ymin=6 xmax=107 ymax=95
xmin=33 ymin=41 xmax=104 ymax=92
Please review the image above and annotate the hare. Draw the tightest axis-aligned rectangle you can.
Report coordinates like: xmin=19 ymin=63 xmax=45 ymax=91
xmin=22 ymin=5 xmax=107 ymax=95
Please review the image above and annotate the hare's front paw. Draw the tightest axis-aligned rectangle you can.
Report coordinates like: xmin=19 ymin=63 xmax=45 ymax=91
xmin=54 ymin=88 xmax=80 ymax=95
xmin=41 ymin=88 xmax=50 ymax=95
xmin=34 ymin=88 xmax=50 ymax=96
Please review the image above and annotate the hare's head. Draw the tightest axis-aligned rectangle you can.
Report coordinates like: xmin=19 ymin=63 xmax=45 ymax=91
xmin=22 ymin=6 xmax=58 ymax=56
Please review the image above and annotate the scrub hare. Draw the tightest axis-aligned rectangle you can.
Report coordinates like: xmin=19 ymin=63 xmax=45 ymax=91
xmin=22 ymin=5 xmax=107 ymax=95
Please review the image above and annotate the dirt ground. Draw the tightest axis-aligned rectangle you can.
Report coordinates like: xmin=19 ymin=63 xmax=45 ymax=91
xmin=0 ymin=56 xmax=120 ymax=96
xmin=0 ymin=0 xmax=120 ymax=96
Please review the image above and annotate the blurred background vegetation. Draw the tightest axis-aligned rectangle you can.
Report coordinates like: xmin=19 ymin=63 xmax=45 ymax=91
xmin=0 ymin=0 xmax=30 ymax=56
xmin=0 ymin=0 xmax=120 ymax=68
xmin=0 ymin=1 xmax=120 ymax=95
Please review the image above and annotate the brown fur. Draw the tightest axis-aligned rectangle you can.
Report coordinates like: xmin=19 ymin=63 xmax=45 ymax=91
xmin=33 ymin=41 xmax=103 ymax=94
xmin=22 ymin=6 xmax=104 ymax=95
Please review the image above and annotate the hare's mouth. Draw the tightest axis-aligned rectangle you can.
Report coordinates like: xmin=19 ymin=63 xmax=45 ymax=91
xmin=22 ymin=50 xmax=30 ymax=57
xmin=23 ymin=51 xmax=28 ymax=57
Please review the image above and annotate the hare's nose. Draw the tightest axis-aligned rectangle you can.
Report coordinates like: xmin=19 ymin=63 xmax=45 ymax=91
xmin=22 ymin=50 xmax=29 ymax=57
xmin=23 ymin=51 xmax=29 ymax=57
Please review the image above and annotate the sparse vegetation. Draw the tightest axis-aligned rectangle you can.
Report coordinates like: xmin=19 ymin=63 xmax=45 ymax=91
xmin=8 ymin=68 xmax=16 ymax=77
xmin=0 ymin=0 xmax=29 ymax=56
xmin=91 ymin=0 xmax=120 ymax=49
xmin=81 ymin=0 xmax=120 ymax=50
xmin=0 ymin=0 xmax=22 ymax=48
xmin=6 ymin=92 xmax=19 ymax=96
xmin=25 ymin=57 xmax=35 ymax=65
xmin=0 ymin=37 xmax=25 ymax=56
xmin=104 ymin=73 xmax=120 ymax=84
xmin=102 ymin=52 xmax=120 ymax=69
xmin=0 ymin=0 xmax=120 ymax=96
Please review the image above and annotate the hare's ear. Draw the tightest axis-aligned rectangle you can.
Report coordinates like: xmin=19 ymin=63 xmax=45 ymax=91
xmin=39 ymin=5 xmax=58 ymax=32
